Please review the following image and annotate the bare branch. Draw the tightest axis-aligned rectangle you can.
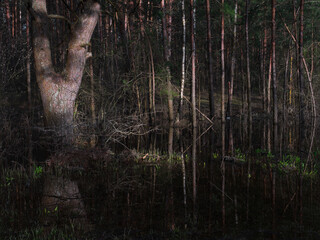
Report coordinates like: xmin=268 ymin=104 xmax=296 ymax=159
xmin=48 ymin=14 xmax=72 ymax=25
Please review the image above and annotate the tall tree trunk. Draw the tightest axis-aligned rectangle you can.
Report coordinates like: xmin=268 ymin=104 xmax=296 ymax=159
xmin=267 ymin=50 xmax=272 ymax=114
xmin=299 ymin=0 xmax=305 ymax=127
xmin=27 ymin=11 xmax=32 ymax=112
xmin=263 ymin=26 xmax=267 ymax=112
xmin=177 ymin=0 xmax=186 ymax=123
xmin=27 ymin=10 xmax=33 ymax=168
xmin=293 ymin=0 xmax=299 ymax=116
xmin=245 ymin=0 xmax=251 ymax=122
xmin=228 ymin=0 xmax=238 ymax=118
xmin=191 ymin=0 xmax=197 ymax=129
xmin=206 ymin=0 xmax=215 ymax=119
xmin=147 ymin=38 xmax=156 ymax=122
xmin=190 ymin=0 xmax=197 ymax=223
xmin=221 ymin=0 xmax=225 ymax=123
xmin=161 ymin=0 xmax=174 ymax=126
xmin=14 ymin=0 xmax=18 ymax=37
xmin=12 ymin=1 xmax=15 ymax=38
xmin=221 ymin=122 xmax=226 ymax=232
xmin=272 ymin=0 xmax=278 ymax=125
xmin=19 ymin=0 xmax=22 ymax=36
xmin=90 ymin=47 xmax=96 ymax=146
xmin=139 ymin=0 xmax=145 ymax=37
xmin=31 ymin=0 xmax=100 ymax=141
xmin=5 ymin=0 xmax=11 ymax=35
xmin=283 ymin=48 xmax=290 ymax=123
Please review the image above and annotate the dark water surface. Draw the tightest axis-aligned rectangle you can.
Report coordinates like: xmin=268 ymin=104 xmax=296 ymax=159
xmin=1 ymin=117 xmax=320 ymax=239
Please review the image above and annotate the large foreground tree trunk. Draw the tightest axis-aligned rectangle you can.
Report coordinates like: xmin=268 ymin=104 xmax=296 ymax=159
xmin=31 ymin=0 xmax=100 ymax=140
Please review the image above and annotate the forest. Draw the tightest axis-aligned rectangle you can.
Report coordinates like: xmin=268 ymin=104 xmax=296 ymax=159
xmin=1 ymin=0 xmax=320 ymax=239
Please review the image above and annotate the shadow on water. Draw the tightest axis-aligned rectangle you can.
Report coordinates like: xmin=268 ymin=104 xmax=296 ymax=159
xmin=2 ymin=118 xmax=320 ymax=239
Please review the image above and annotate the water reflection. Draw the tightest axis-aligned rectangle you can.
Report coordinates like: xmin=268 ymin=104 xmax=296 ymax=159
xmin=1 ymin=118 xmax=320 ymax=239
xmin=41 ymin=175 xmax=89 ymax=230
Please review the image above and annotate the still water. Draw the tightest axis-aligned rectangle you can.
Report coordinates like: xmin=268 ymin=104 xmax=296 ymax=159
xmin=1 ymin=117 xmax=320 ymax=239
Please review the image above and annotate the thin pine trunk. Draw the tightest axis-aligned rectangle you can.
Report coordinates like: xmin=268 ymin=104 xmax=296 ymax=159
xmin=262 ymin=25 xmax=267 ymax=112
xmin=90 ymin=49 xmax=96 ymax=146
xmin=5 ymin=0 xmax=11 ymax=35
xmin=161 ymin=0 xmax=174 ymax=126
xmin=191 ymin=0 xmax=197 ymax=129
xmin=221 ymin=0 xmax=225 ymax=122
xmin=177 ymin=0 xmax=186 ymax=122
xmin=206 ymin=0 xmax=215 ymax=119
xmin=299 ymin=0 xmax=305 ymax=126
xmin=268 ymin=50 xmax=272 ymax=115
xmin=190 ymin=0 xmax=197 ymax=223
xmin=26 ymin=10 xmax=33 ymax=169
xmin=272 ymin=0 xmax=278 ymax=124
xmin=246 ymin=0 xmax=251 ymax=122
xmin=221 ymin=122 xmax=226 ymax=232
xmin=284 ymin=49 xmax=290 ymax=123
xmin=293 ymin=0 xmax=299 ymax=116
xmin=228 ymin=0 xmax=238 ymax=119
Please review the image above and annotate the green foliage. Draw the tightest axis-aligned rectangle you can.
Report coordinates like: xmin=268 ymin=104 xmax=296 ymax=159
xmin=235 ymin=148 xmax=246 ymax=161
xmin=33 ymin=166 xmax=43 ymax=179
xmin=44 ymin=206 xmax=58 ymax=215
xmin=255 ymin=148 xmax=267 ymax=155
xmin=267 ymin=152 xmax=275 ymax=159
xmin=5 ymin=176 xmax=14 ymax=187
xmin=278 ymin=154 xmax=300 ymax=173
xmin=277 ymin=154 xmax=317 ymax=177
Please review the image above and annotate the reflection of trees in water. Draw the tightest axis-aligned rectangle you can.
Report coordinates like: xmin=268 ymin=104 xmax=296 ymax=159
xmin=42 ymin=175 xmax=89 ymax=230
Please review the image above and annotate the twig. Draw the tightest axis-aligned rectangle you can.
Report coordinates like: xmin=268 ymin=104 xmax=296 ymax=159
xmin=172 ymin=85 xmax=214 ymax=124
xmin=183 ymin=124 xmax=213 ymax=154
xmin=302 ymin=57 xmax=316 ymax=117
xmin=283 ymin=192 xmax=296 ymax=214
xmin=209 ymin=181 xmax=233 ymax=202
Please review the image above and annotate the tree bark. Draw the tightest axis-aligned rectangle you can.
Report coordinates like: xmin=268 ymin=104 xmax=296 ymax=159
xmin=206 ymin=0 xmax=215 ymax=119
xmin=190 ymin=0 xmax=197 ymax=222
xmin=27 ymin=10 xmax=32 ymax=112
xmin=283 ymin=48 xmax=290 ymax=123
xmin=261 ymin=22 xmax=267 ymax=112
xmin=31 ymin=0 xmax=100 ymax=141
xmin=221 ymin=0 xmax=225 ymax=123
xmin=27 ymin=9 xmax=33 ymax=168
xmin=191 ymin=0 xmax=197 ymax=129
xmin=299 ymin=0 xmax=305 ymax=127
xmin=268 ymin=49 xmax=272 ymax=115
xmin=228 ymin=0 xmax=238 ymax=119
xmin=272 ymin=0 xmax=278 ymax=124
xmin=176 ymin=0 xmax=186 ymax=123
xmin=5 ymin=0 xmax=11 ymax=35
xmin=161 ymin=0 xmax=174 ymax=126
xmin=246 ymin=0 xmax=251 ymax=122
xmin=292 ymin=0 xmax=299 ymax=115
